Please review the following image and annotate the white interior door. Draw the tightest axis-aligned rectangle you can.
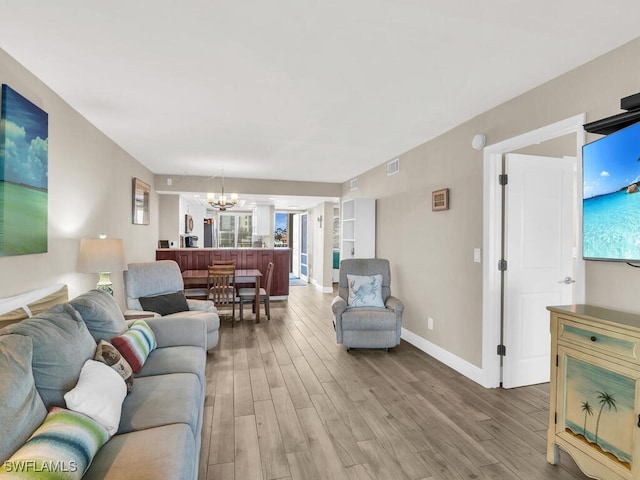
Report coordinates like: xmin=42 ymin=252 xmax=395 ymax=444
xmin=502 ymin=153 xmax=576 ymax=388
xmin=292 ymin=214 xmax=300 ymax=277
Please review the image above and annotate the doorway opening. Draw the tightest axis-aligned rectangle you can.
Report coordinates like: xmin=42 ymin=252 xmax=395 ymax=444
xmin=481 ymin=114 xmax=587 ymax=388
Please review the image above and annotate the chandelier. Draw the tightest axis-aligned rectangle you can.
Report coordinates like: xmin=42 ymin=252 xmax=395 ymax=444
xmin=207 ymin=176 xmax=238 ymax=211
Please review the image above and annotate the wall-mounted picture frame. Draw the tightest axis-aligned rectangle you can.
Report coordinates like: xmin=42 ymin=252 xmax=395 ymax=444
xmin=132 ymin=177 xmax=150 ymax=225
xmin=432 ymin=188 xmax=449 ymax=211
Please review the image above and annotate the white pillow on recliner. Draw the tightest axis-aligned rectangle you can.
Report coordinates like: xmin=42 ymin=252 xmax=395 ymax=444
xmin=347 ymin=274 xmax=385 ymax=308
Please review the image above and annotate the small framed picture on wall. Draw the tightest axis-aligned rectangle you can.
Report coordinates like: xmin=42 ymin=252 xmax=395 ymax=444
xmin=432 ymin=188 xmax=449 ymax=211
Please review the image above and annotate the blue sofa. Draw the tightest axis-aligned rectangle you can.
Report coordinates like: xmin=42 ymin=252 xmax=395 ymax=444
xmin=0 ymin=288 xmax=207 ymax=479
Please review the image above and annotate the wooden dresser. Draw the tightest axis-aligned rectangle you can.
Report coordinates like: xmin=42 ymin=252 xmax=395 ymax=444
xmin=547 ymin=305 xmax=640 ymax=480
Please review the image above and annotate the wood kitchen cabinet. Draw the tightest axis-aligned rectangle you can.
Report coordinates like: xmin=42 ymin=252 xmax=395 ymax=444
xmin=547 ymin=305 xmax=640 ymax=480
xmin=156 ymin=248 xmax=290 ymax=297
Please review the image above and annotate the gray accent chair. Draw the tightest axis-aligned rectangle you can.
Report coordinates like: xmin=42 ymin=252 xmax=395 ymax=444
xmin=331 ymin=258 xmax=404 ymax=351
xmin=124 ymin=260 xmax=220 ymax=350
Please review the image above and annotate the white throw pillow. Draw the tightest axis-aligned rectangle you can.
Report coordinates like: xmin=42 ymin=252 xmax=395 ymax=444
xmin=347 ymin=274 xmax=385 ymax=307
xmin=64 ymin=359 xmax=127 ymax=436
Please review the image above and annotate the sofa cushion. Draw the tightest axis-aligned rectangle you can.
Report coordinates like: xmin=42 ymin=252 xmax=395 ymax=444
xmin=64 ymin=360 xmax=127 ymax=436
xmin=347 ymin=274 xmax=385 ymax=307
xmin=136 ymin=345 xmax=206 ymax=386
xmin=118 ymin=373 xmax=201 ymax=437
xmin=0 ymin=334 xmax=47 ymax=463
xmin=94 ymin=340 xmax=134 ymax=393
xmin=69 ymin=289 xmax=128 ymax=342
xmin=84 ymin=424 xmax=196 ymax=480
xmin=0 ymin=407 xmax=109 ymax=479
xmin=139 ymin=291 xmax=189 ymax=316
xmin=2 ymin=303 xmax=97 ymax=409
xmin=341 ymin=307 xmax=397 ymax=330
xmin=111 ymin=320 xmax=157 ymax=373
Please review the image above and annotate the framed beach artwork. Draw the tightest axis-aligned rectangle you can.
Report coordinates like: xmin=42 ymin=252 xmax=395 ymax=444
xmin=132 ymin=177 xmax=150 ymax=225
xmin=0 ymin=84 xmax=49 ymax=256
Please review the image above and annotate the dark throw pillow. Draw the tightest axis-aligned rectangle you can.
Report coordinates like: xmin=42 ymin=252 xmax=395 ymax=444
xmin=138 ymin=291 xmax=189 ymax=316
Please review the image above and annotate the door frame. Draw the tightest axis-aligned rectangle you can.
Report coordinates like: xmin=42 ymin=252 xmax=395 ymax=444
xmin=299 ymin=213 xmax=309 ymax=282
xmin=292 ymin=214 xmax=300 ymax=277
xmin=481 ymin=113 xmax=586 ymax=388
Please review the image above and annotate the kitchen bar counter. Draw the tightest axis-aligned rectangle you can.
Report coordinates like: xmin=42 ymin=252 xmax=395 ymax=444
xmin=156 ymin=248 xmax=290 ymax=297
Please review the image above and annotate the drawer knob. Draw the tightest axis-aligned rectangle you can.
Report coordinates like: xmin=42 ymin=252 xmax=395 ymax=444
xmin=590 ymin=336 xmax=597 ymax=342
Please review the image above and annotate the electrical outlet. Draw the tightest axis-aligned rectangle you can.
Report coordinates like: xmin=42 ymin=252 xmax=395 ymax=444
xmin=428 ymin=317 xmax=434 ymax=330
xmin=473 ymin=248 xmax=482 ymax=263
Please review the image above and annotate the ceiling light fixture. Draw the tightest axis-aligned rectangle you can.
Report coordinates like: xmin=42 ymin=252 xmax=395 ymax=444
xmin=207 ymin=175 xmax=238 ymax=211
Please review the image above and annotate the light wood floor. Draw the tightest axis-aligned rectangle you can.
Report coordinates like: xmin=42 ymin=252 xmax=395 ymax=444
xmin=199 ymin=284 xmax=589 ymax=480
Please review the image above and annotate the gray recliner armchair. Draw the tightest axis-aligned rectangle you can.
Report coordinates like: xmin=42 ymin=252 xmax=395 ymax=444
xmin=124 ymin=260 xmax=220 ymax=350
xmin=331 ymin=258 xmax=404 ymax=351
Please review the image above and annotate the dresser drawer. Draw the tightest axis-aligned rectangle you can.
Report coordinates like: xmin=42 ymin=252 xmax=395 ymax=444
xmin=558 ymin=316 xmax=640 ymax=361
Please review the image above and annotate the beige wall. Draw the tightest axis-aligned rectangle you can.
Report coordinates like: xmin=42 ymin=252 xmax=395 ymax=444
xmin=344 ymin=36 xmax=640 ymax=369
xmin=0 ymin=48 xmax=158 ymax=307
xmin=158 ymin=194 xmax=180 ymax=246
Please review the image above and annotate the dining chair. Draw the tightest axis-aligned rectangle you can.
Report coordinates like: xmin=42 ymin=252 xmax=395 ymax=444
xmin=212 ymin=259 xmax=236 ymax=267
xmin=207 ymin=264 xmax=236 ymax=323
xmin=238 ymin=262 xmax=274 ymax=321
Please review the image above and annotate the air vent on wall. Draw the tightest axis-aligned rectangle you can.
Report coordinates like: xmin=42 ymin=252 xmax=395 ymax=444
xmin=387 ymin=158 xmax=400 ymax=176
xmin=350 ymin=178 xmax=359 ymax=191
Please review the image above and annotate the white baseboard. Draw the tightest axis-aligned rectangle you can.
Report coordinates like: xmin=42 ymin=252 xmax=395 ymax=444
xmin=401 ymin=327 xmax=485 ymax=386
xmin=310 ymin=278 xmax=333 ymax=294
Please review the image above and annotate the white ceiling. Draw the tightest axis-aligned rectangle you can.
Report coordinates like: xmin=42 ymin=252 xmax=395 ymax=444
xmin=1 ymin=1 xmax=640 ymax=185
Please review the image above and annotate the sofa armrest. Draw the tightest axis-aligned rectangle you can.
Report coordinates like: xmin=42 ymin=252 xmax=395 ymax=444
xmin=331 ymin=296 xmax=347 ymax=315
xmin=331 ymin=296 xmax=348 ymax=318
xmin=186 ymin=298 xmax=217 ymax=313
xmin=123 ymin=309 xmax=160 ymax=320
xmin=385 ymin=296 xmax=404 ymax=314
xmin=331 ymin=296 xmax=348 ymax=343
xmin=143 ymin=316 xmax=207 ymax=349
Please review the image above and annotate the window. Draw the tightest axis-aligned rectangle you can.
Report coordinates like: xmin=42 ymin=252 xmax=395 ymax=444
xmin=218 ymin=213 xmax=253 ymax=248
xmin=274 ymin=212 xmax=289 ymax=247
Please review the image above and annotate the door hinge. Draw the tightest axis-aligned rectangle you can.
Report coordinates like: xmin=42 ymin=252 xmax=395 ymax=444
xmin=498 ymin=174 xmax=508 ymax=186
xmin=497 ymin=344 xmax=506 ymax=356
xmin=498 ymin=259 xmax=508 ymax=271
xmin=556 ymin=355 xmax=559 ymax=367
xmin=554 ymin=412 xmax=557 ymax=424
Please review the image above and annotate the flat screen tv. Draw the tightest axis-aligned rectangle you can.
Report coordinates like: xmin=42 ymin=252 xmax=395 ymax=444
xmin=583 ymin=120 xmax=640 ymax=262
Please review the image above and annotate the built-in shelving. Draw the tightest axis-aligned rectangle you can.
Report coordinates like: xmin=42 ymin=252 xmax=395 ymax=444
xmin=341 ymin=198 xmax=375 ymax=260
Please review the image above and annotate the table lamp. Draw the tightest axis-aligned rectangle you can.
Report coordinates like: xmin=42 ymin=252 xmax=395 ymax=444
xmin=77 ymin=237 xmax=126 ymax=295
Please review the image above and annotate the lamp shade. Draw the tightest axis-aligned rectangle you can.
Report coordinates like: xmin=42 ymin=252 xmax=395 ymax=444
xmin=77 ymin=238 xmax=126 ymax=273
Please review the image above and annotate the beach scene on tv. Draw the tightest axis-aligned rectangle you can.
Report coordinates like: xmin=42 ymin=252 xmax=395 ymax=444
xmin=583 ymin=121 xmax=640 ymax=261
xmin=0 ymin=85 xmax=48 ymax=257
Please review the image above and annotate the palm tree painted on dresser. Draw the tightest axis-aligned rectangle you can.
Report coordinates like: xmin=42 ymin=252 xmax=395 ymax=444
xmin=580 ymin=401 xmax=593 ymax=437
xmin=595 ymin=391 xmax=617 ymax=446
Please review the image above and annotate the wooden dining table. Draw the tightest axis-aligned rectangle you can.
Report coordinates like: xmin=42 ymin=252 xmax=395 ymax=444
xmin=182 ymin=268 xmax=264 ymax=322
